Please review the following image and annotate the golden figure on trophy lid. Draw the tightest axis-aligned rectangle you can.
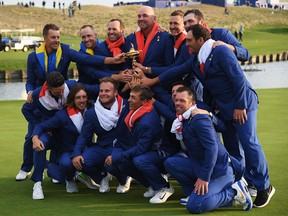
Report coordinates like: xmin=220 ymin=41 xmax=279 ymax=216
xmin=126 ymin=43 xmax=142 ymax=62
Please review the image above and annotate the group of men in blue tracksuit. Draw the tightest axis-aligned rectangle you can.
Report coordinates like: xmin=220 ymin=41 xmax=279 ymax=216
xmin=15 ymin=5 xmax=274 ymax=213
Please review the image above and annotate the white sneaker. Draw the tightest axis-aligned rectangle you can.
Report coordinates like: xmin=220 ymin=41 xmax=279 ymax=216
xmin=248 ymin=185 xmax=257 ymax=197
xmin=116 ymin=176 xmax=132 ymax=194
xmin=99 ymin=174 xmax=111 ymax=193
xmin=149 ymin=184 xmax=175 ymax=204
xmin=143 ymin=186 xmax=157 ymax=198
xmin=66 ymin=179 xmax=79 ymax=193
xmin=161 ymin=174 xmax=168 ymax=182
xmin=33 ymin=181 xmax=44 ymax=200
xmin=16 ymin=170 xmax=30 ymax=181
xmin=241 ymin=177 xmax=257 ymax=197
xmin=231 ymin=180 xmax=253 ymax=211
xmin=52 ymin=178 xmax=60 ymax=184
xmin=180 ymin=196 xmax=189 ymax=206
xmin=77 ymin=172 xmax=99 ymax=189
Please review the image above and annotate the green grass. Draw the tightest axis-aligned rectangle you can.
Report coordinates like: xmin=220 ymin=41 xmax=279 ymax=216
xmin=241 ymin=25 xmax=288 ymax=56
xmin=0 ymin=36 xmax=79 ymax=71
xmin=0 ymin=88 xmax=288 ymax=215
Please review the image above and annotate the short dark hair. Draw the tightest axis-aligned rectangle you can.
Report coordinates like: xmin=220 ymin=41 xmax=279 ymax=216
xmin=187 ymin=24 xmax=211 ymax=41
xmin=170 ymin=10 xmax=184 ymax=18
xmin=80 ymin=24 xmax=96 ymax=35
xmin=184 ymin=9 xmax=204 ymax=21
xmin=46 ymin=71 xmax=65 ymax=88
xmin=43 ymin=23 xmax=60 ymax=36
xmin=171 ymin=81 xmax=188 ymax=88
xmin=131 ymin=85 xmax=153 ymax=101
xmin=108 ymin=19 xmax=125 ymax=30
xmin=176 ymin=86 xmax=196 ymax=102
xmin=65 ymin=83 xmax=89 ymax=108
xmin=99 ymin=77 xmax=119 ymax=90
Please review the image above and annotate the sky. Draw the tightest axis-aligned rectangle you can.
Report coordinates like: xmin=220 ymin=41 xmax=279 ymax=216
xmin=4 ymin=0 xmax=145 ymax=8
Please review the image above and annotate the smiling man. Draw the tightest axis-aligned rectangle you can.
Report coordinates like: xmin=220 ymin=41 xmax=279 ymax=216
xmin=165 ymin=86 xmax=253 ymax=213
xmin=77 ymin=23 xmax=131 ymax=85
xmin=169 ymin=10 xmax=186 ymax=58
xmin=18 ymin=23 xmax=124 ymax=181
xmin=95 ymin=19 xmax=133 ymax=84
xmin=25 ymin=23 xmax=125 ymax=102
xmin=126 ymin=6 xmax=174 ymax=71
xmin=77 ymin=24 xmax=103 ymax=84
xmin=20 ymin=72 xmax=97 ymax=199
xmin=97 ymin=19 xmax=125 ymax=58
xmin=106 ymin=85 xmax=176 ymax=204
xmin=79 ymin=25 xmax=99 ymax=52
xmin=135 ymin=9 xmax=251 ymax=101
xmin=71 ymin=77 xmax=132 ymax=194
xmin=30 ymin=84 xmax=96 ymax=199
xmin=186 ymin=24 xmax=275 ymax=208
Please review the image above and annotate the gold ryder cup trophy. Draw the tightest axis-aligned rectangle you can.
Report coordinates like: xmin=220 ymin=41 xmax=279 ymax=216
xmin=125 ymin=43 xmax=142 ymax=63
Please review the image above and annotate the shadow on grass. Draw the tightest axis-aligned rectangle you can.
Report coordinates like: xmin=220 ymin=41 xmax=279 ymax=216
xmin=259 ymin=27 xmax=288 ymax=34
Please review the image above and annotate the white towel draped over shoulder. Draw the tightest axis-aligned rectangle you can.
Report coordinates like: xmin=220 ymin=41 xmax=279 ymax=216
xmin=171 ymin=105 xmax=197 ymax=140
xmin=94 ymin=96 xmax=122 ymax=131
xmin=39 ymin=83 xmax=69 ymax=111
xmin=198 ymin=38 xmax=215 ymax=65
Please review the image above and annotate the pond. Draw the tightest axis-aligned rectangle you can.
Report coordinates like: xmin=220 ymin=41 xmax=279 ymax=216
xmin=0 ymin=61 xmax=287 ymax=101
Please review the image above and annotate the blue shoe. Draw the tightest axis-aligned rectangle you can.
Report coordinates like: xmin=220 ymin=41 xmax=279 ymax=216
xmin=232 ymin=179 xmax=253 ymax=211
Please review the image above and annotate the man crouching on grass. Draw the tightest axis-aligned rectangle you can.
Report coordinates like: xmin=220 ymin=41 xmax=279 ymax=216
xmin=105 ymin=85 xmax=175 ymax=204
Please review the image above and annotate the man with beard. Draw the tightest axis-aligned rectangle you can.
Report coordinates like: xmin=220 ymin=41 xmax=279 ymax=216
xmin=16 ymin=24 xmax=125 ymax=181
xmin=135 ymin=9 xmax=250 ymax=101
xmin=95 ymin=19 xmax=133 ymax=90
xmin=25 ymin=23 xmax=125 ymax=103
xmin=71 ymin=77 xmax=132 ymax=194
xmin=31 ymin=84 xmax=97 ymax=199
xmin=127 ymin=6 xmax=174 ymax=73
xmin=186 ymin=24 xmax=275 ymax=208
xmin=105 ymin=85 xmax=176 ymax=204
xmin=164 ymin=86 xmax=253 ymax=213
xmin=96 ymin=19 xmax=127 ymax=73
xmin=21 ymin=72 xmax=98 ymax=199
xmin=77 ymin=24 xmax=132 ymax=85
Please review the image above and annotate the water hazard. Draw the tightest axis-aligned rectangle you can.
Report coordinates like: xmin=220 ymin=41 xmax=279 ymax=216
xmin=0 ymin=61 xmax=287 ymax=101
